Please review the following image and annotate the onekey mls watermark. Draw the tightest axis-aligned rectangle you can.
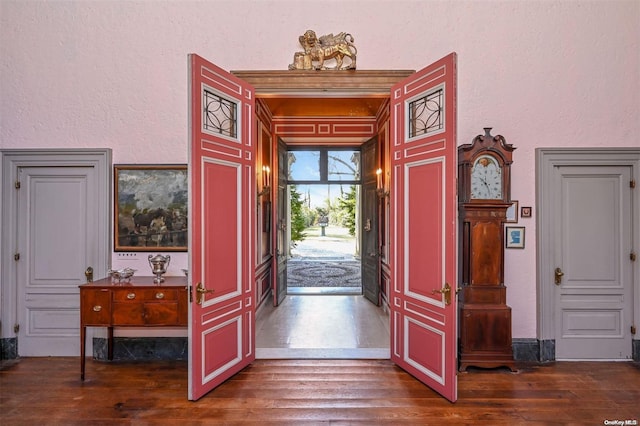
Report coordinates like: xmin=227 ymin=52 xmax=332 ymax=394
xmin=604 ymin=420 xmax=638 ymax=425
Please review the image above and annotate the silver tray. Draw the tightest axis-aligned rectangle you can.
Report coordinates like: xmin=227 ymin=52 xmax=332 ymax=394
xmin=108 ymin=267 xmax=136 ymax=283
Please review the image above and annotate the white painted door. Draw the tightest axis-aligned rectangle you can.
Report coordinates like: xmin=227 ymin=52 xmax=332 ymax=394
xmin=554 ymin=165 xmax=634 ymax=359
xmin=3 ymin=150 xmax=111 ymax=357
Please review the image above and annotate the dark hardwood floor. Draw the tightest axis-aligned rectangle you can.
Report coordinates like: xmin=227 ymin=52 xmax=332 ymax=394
xmin=1 ymin=357 xmax=639 ymax=425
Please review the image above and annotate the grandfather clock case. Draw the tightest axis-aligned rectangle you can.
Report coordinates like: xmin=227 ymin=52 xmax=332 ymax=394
xmin=458 ymin=128 xmax=516 ymax=372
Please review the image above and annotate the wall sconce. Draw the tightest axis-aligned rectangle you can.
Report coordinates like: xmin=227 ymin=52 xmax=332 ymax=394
xmin=376 ymin=168 xmax=389 ymax=198
xmin=258 ymin=165 xmax=271 ymax=197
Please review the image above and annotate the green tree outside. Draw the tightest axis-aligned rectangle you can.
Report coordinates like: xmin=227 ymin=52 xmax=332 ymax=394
xmin=290 ymin=185 xmax=307 ymax=246
xmin=337 ymin=184 xmax=357 ymax=236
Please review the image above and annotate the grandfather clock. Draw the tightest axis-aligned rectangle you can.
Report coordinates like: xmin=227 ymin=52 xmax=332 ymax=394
xmin=458 ymin=128 xmax=516 ymax=372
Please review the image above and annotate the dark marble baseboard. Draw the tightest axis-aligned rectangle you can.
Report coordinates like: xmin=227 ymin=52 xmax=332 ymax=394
xmin=539 ymin=339 xmax=556 ymax=362
xmin=99 ymin=338 xmax=542 ymax=362
xmin=94 ymin=337 xmax=557 ymax=363
xmin=512 ymin=338 xmax=539 ymax=362
xmin=92 ymin=337 xmax=188 ymax=361
xmin=512 ymin=338 xmax=557 ymax=362
xmin=530 ymin=339 xmax=640 ymax=362
xmin=12 ymin=335 xmax=635 ymax=362
xmin=0 ymin=337 xmax=18 ymax=360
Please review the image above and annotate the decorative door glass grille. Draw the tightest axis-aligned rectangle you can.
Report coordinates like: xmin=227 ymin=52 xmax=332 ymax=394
xmin=203 ymin=88 xmax=237 ymax=138
xmin=408 ymin=87 xmax=443 ymax=138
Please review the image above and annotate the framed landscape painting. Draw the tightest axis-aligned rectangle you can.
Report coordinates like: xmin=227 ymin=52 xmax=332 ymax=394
xmin=114 ymin=165 xmax=188 ymax=252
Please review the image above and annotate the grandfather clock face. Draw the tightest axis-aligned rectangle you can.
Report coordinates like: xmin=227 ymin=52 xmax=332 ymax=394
xmin=470 ymin=154 xmax=503 ymax=200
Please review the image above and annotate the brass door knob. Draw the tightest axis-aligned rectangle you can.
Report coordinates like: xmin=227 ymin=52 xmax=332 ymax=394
xmin=431 ymin=283 xmax=452 ymax=305
xmin=195 ymin=282 xmax=215 ymax=305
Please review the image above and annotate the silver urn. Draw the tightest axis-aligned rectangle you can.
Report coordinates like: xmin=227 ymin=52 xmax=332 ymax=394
xmin=148 ymin=254 xmax=171 ymax=284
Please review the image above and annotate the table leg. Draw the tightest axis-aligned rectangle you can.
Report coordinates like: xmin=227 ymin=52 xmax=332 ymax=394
xmin=108 ymin=326 xmax=114 ymax=360
xmin=80 ymin=325 xmax=86 ymax=381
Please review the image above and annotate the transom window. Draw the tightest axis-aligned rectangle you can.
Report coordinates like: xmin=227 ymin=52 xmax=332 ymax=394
xmin=408 ymin=87 xmax=443 ymax=138
xmin=287 ymin=148 xmax=361 ymax=184
xmin=202 ymin=88 xmax=237 ymax=138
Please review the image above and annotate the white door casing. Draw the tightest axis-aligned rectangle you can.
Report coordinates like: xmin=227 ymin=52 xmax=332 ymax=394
xmin=537 ymin=148 xmax=640 ymax=360
xmin=1 ymin=149 xmax=111 ymax=356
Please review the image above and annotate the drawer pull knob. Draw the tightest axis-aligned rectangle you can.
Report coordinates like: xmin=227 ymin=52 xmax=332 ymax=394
xmin=127 ymin=293 xmax=136 ymax=300
xmin=92 ymin=305 xmax=102 ymax=312
xmin=155 ymin=292 xmax=164 ymax=299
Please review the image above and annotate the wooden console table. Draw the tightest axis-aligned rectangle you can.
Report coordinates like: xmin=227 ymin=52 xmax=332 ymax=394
xmin=79 ymin=276 xmax=188 ymax=380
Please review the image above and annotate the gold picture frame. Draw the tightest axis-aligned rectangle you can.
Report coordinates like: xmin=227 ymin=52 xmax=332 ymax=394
xmin=114 ymin=165 xmax=188 ymax=252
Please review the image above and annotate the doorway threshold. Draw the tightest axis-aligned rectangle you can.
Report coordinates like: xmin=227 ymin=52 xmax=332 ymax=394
xmin=256 ymin=348 xmax=390 ymax=359
xmin=287 ymin=286 xmax=361 ymax=295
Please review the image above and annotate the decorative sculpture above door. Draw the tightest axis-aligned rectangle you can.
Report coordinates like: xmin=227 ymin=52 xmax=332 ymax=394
xmin=288 ymin=30 xmax=357 ymax=71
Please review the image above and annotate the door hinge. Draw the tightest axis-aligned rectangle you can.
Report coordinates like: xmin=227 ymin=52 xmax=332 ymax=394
xmin=631 ymin=251 xmax=637 ymax=262
xmin=631 ymin=179 xmax=636 ymax=189
xmin=14 ymin=324 xmax=20 ymax=333
xmin=632 ymin=325 xmax=637 ymax=335
xmin=15 ymin=180 xmax=21 ymax=189
xmin=14 ymin=253 xmax=20 ymax=261
xmin=189 ymin=286 xmax=193 ymax=303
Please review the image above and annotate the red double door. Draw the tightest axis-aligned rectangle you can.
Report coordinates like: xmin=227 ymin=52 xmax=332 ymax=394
xmin=188 ymin=53 xmax=458 ymax=402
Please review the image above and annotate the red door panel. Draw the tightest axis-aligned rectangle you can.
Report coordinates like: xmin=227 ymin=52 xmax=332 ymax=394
xmin=389 ymin=53 xmax=458 ymax=402
xmin=188 ymin=54 xmax=255 ymax=401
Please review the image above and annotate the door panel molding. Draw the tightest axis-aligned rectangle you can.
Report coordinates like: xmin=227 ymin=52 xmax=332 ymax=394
xmin=188 ymin=54 xmax=255 ymax=400
xmin=1 ymin=149 xmax=111 ymax=355
xmin=389 ymin=53 xmax=457 ymax=402
xmin=536 ymin=148 xmax=640 ymax=360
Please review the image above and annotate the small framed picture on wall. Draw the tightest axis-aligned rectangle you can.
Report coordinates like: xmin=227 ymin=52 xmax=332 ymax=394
xmin=521 ymin=206 xmax=532 ymax=218
xmin=505 ymin=226 xmax=525 ymax=249
xmin=505 ymin=200 xmax=519 ymax=223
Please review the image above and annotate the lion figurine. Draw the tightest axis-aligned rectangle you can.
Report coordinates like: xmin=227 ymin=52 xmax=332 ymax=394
xmin=289 ymin=30 xmax=357 ymax=71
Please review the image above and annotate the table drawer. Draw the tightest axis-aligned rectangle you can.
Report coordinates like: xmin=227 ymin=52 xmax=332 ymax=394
xmin=112 ymin=303 xmax=145 ymax=325
xmin=143 ymin=302 xmax=180 ymax=325
xmin=80 ymin=289 xmax=111 ymax=325
xmin=112 ymin=289 xmax=178 ymax=302
xmin=112 ymin=302 xmax=181 ymax=326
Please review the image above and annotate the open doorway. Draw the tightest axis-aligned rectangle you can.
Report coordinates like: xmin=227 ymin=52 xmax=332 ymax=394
xmin=288 ymin=183 xmax=361 ymax=296
xmin=256 ymin=145 xmax=389 ymax=358
xmin=255 ymin=293 xmax=389 ymax=359
xmin=191 ymin=57 xmax=458 ymax=400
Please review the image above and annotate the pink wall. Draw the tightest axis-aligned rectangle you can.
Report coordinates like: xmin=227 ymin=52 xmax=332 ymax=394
xmin=1 ymin=0 xmax=639 ymax=338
